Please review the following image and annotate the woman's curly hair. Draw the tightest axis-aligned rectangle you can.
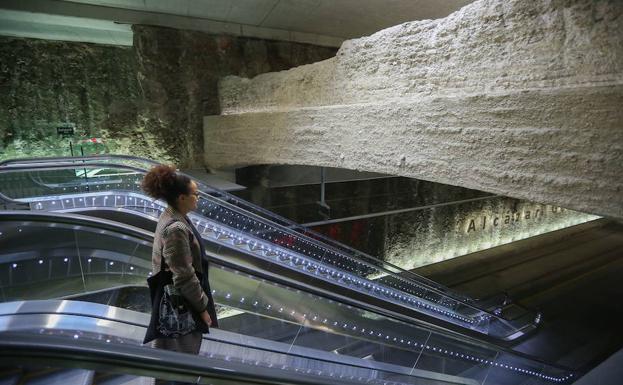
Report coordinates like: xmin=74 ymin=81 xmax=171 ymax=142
xmin=141 ymin=164 xmax=191 ymax=208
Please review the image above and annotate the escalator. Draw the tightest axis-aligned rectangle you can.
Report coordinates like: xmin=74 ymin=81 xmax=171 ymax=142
xmin=1 ymin=329 xmax=427 ymax=385
xmin=0 ymin=210 xmax=575 ymax=385
xmin=0 ymin=155 xmax=538 ymax=343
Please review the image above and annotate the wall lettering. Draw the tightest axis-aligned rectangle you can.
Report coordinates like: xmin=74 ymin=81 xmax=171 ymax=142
xmin=465 ymin=205 xmax=566 ymax=234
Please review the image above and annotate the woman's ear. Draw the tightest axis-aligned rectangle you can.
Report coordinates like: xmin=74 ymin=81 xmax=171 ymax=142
xmin=176 ymin=194 xmax=185 ymax=208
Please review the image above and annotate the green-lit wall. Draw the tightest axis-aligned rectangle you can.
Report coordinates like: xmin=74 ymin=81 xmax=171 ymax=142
xmin=0 ymin=30 xmax=337 ymax=166
xmin=0 ymin=36 xmax=150 ymax=161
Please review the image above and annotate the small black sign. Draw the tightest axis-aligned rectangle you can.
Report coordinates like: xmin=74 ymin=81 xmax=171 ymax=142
xmin=57 ymin=123 xmax=75 ymax=137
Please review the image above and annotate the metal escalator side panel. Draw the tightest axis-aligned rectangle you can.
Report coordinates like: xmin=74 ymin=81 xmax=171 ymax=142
xmin=0 ymin=160 xmax=508 ymax=332
xmin=0 ymin=309 xmax=479 ymax=385
xmin=0 ymin=210 xmax=574 ymax=385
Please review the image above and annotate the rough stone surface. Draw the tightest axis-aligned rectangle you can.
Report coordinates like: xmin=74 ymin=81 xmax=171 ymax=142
xmin=0 ymin=31 xmax=336 ymax=166
xmin=0 ymin=37 xmax=164 ymax=160
xmin=205 ymin=0 xmax=623 ymax=218
xmin=134 ymin=26 xmax=336 ymax=167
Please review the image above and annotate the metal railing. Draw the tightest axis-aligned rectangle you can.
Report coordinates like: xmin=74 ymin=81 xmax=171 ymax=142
xmin=0 ymin=155 xmax=539 ymax=340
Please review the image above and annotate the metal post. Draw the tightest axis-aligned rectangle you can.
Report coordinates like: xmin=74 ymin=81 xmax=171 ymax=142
xmin=81 ymin=146 xmax=89 ymax=192
xmin=317 ymin=167 xmax=330 ymax=219
xmin=320 ymin=167 xmax=326 ymax=204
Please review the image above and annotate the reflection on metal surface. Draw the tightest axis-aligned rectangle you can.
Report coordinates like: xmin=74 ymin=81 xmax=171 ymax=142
xmin=7 ymin=188 xmax=506 ymax=334
xmin=0 ymin=156 xmax=561 ymax=343
xmin=0 ymin=300 xmax=479 ymax=385
xmin=0 ymin=208 xmax=576 ymax=384
xmin=45 ymin=300 xmax=70 ymax=329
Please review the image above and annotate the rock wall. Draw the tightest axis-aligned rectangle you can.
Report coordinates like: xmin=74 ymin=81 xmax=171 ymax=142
xmin=380 ymin=198 xmax=597 ymax=271
xmin=0 ymin=37 xmax=161 ymax=160
xmin=134 ymin=26 xmax=336 ymax=167
xmin=0 ymin=30 xmax=336 ymax=165
xmin=205 ymin=0 xmax=623 ymax=218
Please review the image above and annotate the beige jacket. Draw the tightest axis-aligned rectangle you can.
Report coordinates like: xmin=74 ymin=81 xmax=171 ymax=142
xmin=152 ymin=206 xmax=209 ymax=313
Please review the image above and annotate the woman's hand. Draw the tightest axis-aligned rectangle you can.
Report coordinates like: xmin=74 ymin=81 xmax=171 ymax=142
xmin=200 ymin=310 xmax=212 ymax=327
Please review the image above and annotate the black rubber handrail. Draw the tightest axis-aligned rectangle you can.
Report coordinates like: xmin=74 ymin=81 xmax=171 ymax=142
xmin=0 ymin=332 xmax=379 ymax=385
xmin=0 ymin=155 xmax=473 ymax=299
xmin=0 ymin=162 xmax=489 ymax=311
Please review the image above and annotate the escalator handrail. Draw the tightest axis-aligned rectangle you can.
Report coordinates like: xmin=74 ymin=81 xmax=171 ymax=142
xmin=0 ymin=211 xmax=520 ymax=344
xmin=1 ymin=209 xmax=509 ymax=344
xmin=0 ymin=155 xmax=470 ymax=299
xmin=0 ymin=168 xmax=535 ymax=340
xmin=0 ymin=331 xmax=383 ymax=385
xmin=0 ymin=159 xmax=497 ymax=317
xmin=0 ymin=162 xmax=532 ymax=339
xmin=0 ymin=209 xmax=506 ymax=340
xmin=0 ymin=301 xmax=440 ymax=380
xmin=0 ymin=175 xmax=532 ymax=338
xmin=0 ymin=211 xmax=574 ymax=374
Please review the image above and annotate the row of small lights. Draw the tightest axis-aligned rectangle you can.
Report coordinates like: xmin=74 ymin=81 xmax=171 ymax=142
xmin=194 ymin=196 xmax=473 ymax=303
xmin=47 ymin=329 xmax=408 ymax=385
xmin=191 ymin=202 xmax=493 ymax=324
xmin=32 ymin=184 xmax=477 ymax=324
xmin=30 ymin=177 xmax=500 ymax=314
xmin=27 ymin=268 xmax=570 ymax=384
xmin=199 ymin=219 xmax=475 ymax=325
xmin=20 ymin=182 xmax=565 ymax=382
xmin=34 ymin=186 xmax=472 ymax=314
xmin=43 ymin=184 xmax=464 ymax=311
xmin=28 ymin=193 xmax=480 ymax=327
xmin=212 ymin=352 xmax=408 ymax=385
xmin=210 ymin=287 xmax=573 ymax=384
xmin=198 ymin=202 xmax=432 ymax=294
xmin=8 ymin=257 xmax=138 ymax=272
xmin=30 ymin=191 xmax=497 ymax=328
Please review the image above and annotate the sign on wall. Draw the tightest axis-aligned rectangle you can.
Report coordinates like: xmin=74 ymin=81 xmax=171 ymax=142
xmin=56 ymin=123 xmax=76 ymax=137
xmin=382 ymin=198 xmax=599 ymax=271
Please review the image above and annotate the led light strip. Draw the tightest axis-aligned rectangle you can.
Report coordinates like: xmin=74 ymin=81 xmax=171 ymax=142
xmin=29 ymin=177 xmax=468 ymax=304
xmin=26 ymin=192 xmax=484 ymax=327
xmin=210 ymin=286 xmax=573 ymax=384
xmin=28 ymin=191 xmax=526 ymax=330
xmin=0 ymin=238 xmax=572 ymax=383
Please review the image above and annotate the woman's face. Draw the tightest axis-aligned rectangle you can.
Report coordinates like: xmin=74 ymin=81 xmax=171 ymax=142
xmin=177 ymin=180 xmax=199 ymax=214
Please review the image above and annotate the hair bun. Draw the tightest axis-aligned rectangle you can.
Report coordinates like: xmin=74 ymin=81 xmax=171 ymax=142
xmin=141 ymin=164 xmax=192 ymax=208
xmin=141 ymin=164 xmax=177 ymax=200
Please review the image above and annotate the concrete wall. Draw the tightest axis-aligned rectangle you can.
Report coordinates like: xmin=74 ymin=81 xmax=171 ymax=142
xmin=205 ymin=0 xmax=623 ymax=218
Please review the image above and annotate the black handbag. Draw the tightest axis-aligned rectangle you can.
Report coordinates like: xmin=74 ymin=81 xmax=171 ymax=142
xmin=143 ymin=221 xmax=212 ymax=344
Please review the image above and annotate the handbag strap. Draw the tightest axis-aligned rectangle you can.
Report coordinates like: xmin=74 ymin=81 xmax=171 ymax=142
xmin=185 ymin=215 xmax=208 ymax=271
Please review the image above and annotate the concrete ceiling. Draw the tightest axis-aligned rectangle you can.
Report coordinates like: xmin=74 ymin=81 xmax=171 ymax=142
xmin=0 ymin=0 xmax=473 ymax=47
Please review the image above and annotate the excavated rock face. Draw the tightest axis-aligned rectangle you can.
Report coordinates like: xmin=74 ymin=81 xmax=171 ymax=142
xmin=133 ymin=25 xmax=336 ymax=168
xmin=205 ymin=0 xmax=623 ymax=219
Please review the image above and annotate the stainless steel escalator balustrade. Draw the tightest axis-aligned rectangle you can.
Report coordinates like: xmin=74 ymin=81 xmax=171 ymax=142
xmin=0 ymin=211 xmax=576 ymax=384
xmin=0 ymin=157 xmax=536 ymax=341
xmin=2 ymin=326 xmax=458 ymax=385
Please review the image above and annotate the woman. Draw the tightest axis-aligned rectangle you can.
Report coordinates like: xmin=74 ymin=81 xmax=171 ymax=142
xmin=142 ymin=164 xmax=218 ymax=355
